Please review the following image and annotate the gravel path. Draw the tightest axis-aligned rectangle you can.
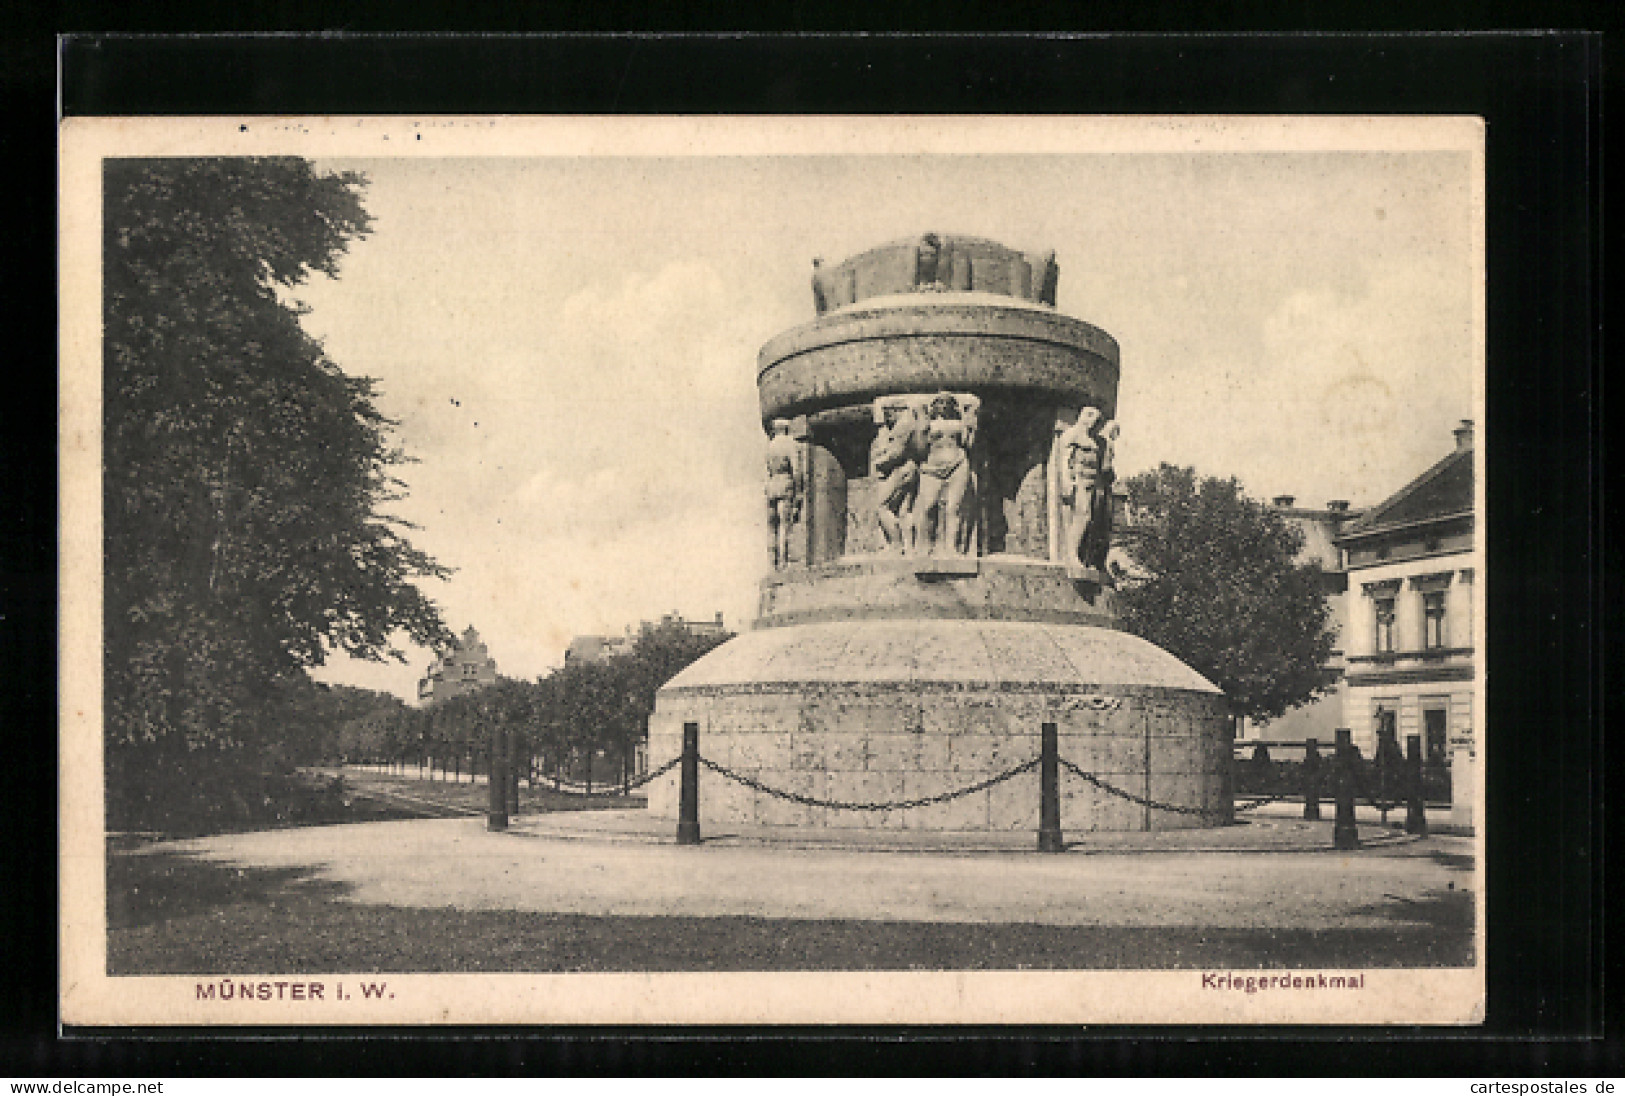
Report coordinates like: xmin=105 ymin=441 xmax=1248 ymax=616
xmin=145 ymin=815 xmax=1474 ymax=930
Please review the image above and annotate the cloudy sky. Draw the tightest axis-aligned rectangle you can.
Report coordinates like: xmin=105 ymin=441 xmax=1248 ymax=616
xmin=288 ymin=136 xmax=1479 ymax=699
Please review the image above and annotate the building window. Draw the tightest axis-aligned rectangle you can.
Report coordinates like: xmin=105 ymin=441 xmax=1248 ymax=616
xmin=1423 ymin=590 xmax=1447 ymax=649
xmin=1374 ymin=597 xmax=1397 ymax=653
xmin=1424 ymin=708 xmax=1448 ymax=765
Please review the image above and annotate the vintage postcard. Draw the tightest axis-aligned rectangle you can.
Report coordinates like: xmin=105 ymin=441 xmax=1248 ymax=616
xmin=60 ymin=115 xmax=1486 ymax=1026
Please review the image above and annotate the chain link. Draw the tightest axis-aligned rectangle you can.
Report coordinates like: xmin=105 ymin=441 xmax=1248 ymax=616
xmin=1056 ymin=756 xmax=1225 ymax=818
xmin=697 ymin=755 xmax=1040 ymax=812
xmin=529 ymin=754 xmax=681 ymax=798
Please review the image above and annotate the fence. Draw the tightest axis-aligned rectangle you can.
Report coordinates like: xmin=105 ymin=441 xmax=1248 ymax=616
xmin=480 ymin=721 xmax=1437 ymax=849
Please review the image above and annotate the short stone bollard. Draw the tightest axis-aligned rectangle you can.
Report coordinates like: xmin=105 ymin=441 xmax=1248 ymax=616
xmin=1405 ymin=734 xmax=1429 ymax=836
xmin=1038 ymin=722 xmax=1062 ymax=852
xmin=677 ymin=721 xmax=701 ymax=845
xmin=1333 ymin=728 xmax=1359 ymax=850
xmin=1302 ymin=737 xmax=1322 ymax=822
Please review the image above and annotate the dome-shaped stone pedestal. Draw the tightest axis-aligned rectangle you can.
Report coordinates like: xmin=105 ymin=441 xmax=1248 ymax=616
xmin=645 ymin=617 xmax=1232 ymax=833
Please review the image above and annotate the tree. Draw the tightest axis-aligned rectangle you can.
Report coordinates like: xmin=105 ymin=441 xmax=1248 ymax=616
xmin=103 ymin=158 xmax=453 ymax=827
xmin=1112 ymin=464 xmax=1336 ymax=723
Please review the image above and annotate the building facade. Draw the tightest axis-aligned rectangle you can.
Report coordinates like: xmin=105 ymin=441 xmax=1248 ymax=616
xmin=417 ymin=625 xmax=499 ymax=703
xmin=1335 ymin=420 xmax=1477 ymax=821
xmin=563 ymin=611 xmax=728 ymax=665
xmin=1235 ymin=496 xmax=1364 ymax=755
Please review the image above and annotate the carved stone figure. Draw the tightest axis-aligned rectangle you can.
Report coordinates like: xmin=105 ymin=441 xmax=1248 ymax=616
xmin=870 ymin=396 xmax=929 ymax=553
xmin=913 ymin=392 xmax=980 ymax=557
xmin=1055 ymin=409 xmax=1118 ymax=572
xmin=915 ymin=233 xmax=943 ymax=289
xmin=1086 ymin=420 xmax=1119 ymax=569
xmin=764 ymin=418 xmax=805 ymax=569
xmin=810 ymin=257 xmax=829 ymax=314
xmin=1027 ymin=249 xmax=1059 ymax=305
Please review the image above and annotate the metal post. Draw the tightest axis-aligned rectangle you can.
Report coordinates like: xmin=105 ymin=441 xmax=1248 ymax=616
xmin=486 ymin=721 xmax=509 ymax=831
xmin=677 ymin=721 xmax=701 ymax=845
xmin=1302 ymin=738 xmax=1322 ymax=821
xmin=1038 ymin=721 xmax=1062 ymax=852
xmin=509 ymin=726 xmax=524 ymax=817
xmin=1333 ymin=727 xmax=1359 ymax=850
xmin=1405 ymin=734 xmax=1429 ymax=836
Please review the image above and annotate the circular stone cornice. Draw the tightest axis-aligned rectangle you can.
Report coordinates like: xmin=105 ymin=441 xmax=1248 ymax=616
xmin=757 ymin=296 xmax=1119 ymax=423
xmin=661 ymin=619 xmax=1221 ymax=696
xmin=756 ymin=556 xmax=1117 ymax=629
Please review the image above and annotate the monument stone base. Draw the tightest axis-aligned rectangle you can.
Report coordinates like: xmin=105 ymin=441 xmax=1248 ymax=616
xmin=646 ymin=619 xmax=1232 ymax=833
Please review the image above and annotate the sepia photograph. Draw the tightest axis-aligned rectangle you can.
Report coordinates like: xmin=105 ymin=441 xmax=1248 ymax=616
xmin=59 ymin=115 xmax=1485 ymax=1026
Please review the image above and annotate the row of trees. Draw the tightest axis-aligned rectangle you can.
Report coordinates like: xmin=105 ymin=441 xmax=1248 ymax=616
xmin=335 ymin=621 xmax=732 ymax=791
xmin=103 ymin=158 xmax=454 ymax=830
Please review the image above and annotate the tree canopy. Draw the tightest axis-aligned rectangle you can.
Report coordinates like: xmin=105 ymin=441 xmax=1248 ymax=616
xmin=1112 ymin=464 xmax=1336 ymax=722
xmin=103 ymin=158 xmax=452 ymax=823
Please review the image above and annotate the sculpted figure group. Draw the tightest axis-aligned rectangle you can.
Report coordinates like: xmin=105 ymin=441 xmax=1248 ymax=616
xmin=1054 ymin=407 xmax=1119 ymax=573
xmin=869 ymin=391 xmax=981 ymax=558
xmin=766 ymin=395 xmax=1116 ymax=574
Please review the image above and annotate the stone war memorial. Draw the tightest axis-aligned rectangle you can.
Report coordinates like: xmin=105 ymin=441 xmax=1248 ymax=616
xmin=646 ymin=234 xmax=1231 ymax=835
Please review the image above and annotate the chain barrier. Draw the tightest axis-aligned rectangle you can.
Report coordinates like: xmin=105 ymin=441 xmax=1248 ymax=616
xmin=697 ymin=755 xmax=1040 ymax=812
xmin=694 ymin=752 xmax=1309 ymax=819
xmin=1350 ymin=761 xmax=1404 ymax=814
xmin=529 ymin=755 xmax=682 ymax=798
xmin=1055 ymin=756 xmax=1223 ymax=818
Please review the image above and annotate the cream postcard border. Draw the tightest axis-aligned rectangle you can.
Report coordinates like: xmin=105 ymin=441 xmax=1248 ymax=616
xmin=59 ymin=115 xmax=1487 ymax=1026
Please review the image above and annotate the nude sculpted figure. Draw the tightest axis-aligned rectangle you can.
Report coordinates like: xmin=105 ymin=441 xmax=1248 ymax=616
xmin=912 ymin=392 xmax=981 ymax=557
xmin=1055 ymin=407 xmax=1118 ymax=571
xmin=870 ymin=397 xmax=928 ymax=554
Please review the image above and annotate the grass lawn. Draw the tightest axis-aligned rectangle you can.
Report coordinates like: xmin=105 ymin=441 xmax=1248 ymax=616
xmin=107 ymin=843 xmax=1474 ymax=974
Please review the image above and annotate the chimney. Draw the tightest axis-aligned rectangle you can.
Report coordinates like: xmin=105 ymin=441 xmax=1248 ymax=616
xmin=1327 ymin=500 xmax=1350 ymax=513
xmin=1454 ymin=419 xmax=1475 ymax=451
xmin=1272 ymin=495 xmax=1296 ymax=508
xmin=714 ymin=611 xmax=724 ymax=625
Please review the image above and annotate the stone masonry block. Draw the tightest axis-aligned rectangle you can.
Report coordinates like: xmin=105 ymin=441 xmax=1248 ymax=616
xmin=701 ymin=774 xmax=756 ymax=826
xmin=751 ymin=769 xmax=825 ymax=827
xmin=818 ymin=733 xmax=874 ymax=772
xmin=822 ymin=771 xmax=907 ymax=828
xmin=1057 ymin=733 xmax=1145 ymax=774
xmin=918 ymin=700 xmax=1009 ymax=739
xmin=805 ymin=699 xmax=914 ymax=739
xmin=901 ymin=775 xmax=991 ymax=830
xmin=785 ymin=733 xmax=826 ymax=771
xmin=728 ymin=733 xmax=792 ymax=771
xmin=643 ymin=768 xmax=680 ymax=818
xmin=1148 ymin=772 xmax=1208 ymax=814
xmin=946 ymin=733 xmax=1035 ymax=773
xmin=865 ymin=732 xmax=943 ymax=772
xmin=986 ymin=769 xmax=1042 ymax=830
xmin=1147 ymin=736 xmax=1210 ymax=774
xmin=1059 ymin=783 xmax=1144 ymax=831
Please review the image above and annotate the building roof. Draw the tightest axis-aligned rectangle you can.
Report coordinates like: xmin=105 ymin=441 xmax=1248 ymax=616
xmin=1336 ymin=444 xmax=1474 ymax=542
